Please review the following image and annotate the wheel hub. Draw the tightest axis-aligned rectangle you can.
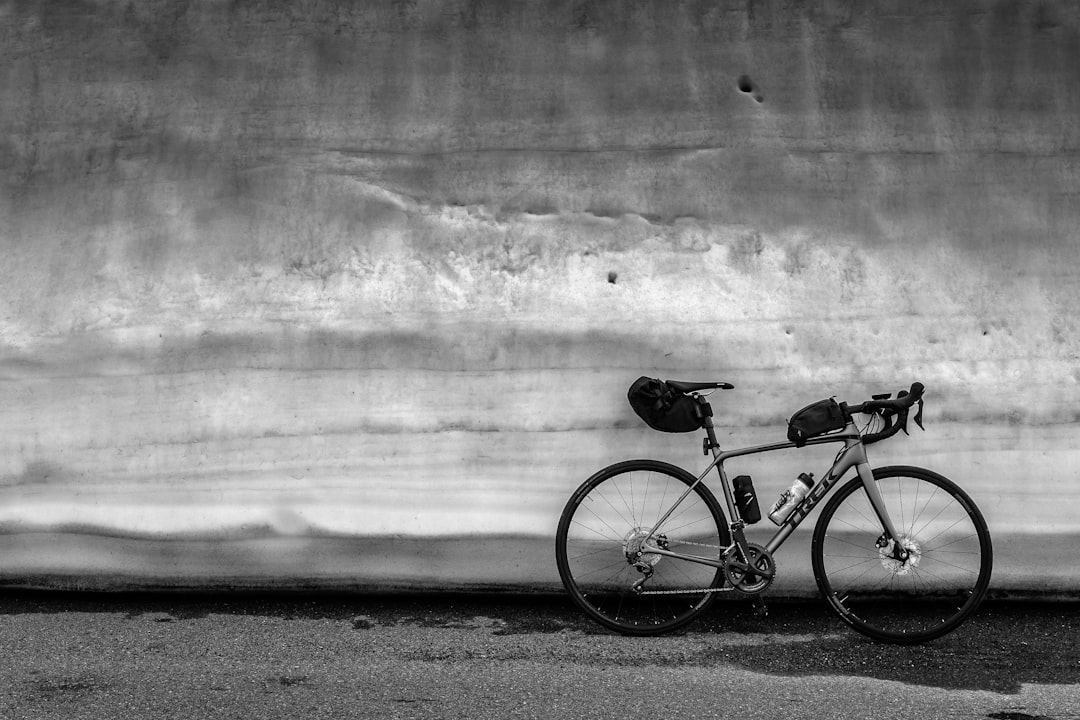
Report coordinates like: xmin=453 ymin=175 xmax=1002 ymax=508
xmin=879 ymin=536 xmax=922 ymax=575
xmin=623 ymin=528 xmax=667 ymax=567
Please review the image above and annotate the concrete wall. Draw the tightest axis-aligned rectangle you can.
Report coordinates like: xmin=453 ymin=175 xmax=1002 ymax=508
xmin=1 ymin=0 xmax=1078 ymax=595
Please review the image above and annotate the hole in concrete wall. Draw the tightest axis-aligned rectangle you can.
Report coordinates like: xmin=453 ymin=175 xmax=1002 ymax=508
xmin=737 ymin=74 xmax=764 ymax=103
xmin=608 ymin=271 xmax=618 ymax=284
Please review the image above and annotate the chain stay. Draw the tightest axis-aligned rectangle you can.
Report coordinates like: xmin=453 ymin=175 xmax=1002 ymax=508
xmin=665 ymin=538 xmax=727 ymax=551
xmin=634 ymin=538 xmax=774 ymax=596
xmin=635 ymin=537 xmax=733 ymax=595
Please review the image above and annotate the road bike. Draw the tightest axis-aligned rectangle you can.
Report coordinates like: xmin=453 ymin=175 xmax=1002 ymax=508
xmin=554 ymin=380 xmax=993 ymax=643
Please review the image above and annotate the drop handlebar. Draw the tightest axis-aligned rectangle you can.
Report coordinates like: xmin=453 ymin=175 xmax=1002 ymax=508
xmin=842 ymin=382 xmax=925 ymax=445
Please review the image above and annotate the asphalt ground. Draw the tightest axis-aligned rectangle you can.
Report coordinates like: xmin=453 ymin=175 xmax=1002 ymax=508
xmin=0 ymin=591 xmax=1077 ymax=719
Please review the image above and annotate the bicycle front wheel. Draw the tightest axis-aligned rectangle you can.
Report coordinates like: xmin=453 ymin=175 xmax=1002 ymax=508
xmin=555 ymin=460 xmax=730 ymax=636
xmin=812 ymin=466 xmax=993 ymax=643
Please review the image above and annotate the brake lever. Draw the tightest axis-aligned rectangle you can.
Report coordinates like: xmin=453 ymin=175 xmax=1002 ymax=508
xmin=897 ymin=397 xmax=925 ymax=436
xmin=895 ymin=390 xmax=910 ymax=436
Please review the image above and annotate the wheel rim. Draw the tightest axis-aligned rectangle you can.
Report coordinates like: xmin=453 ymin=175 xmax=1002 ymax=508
xmin=557 ymin=462 xmax=728 ymax=634
xmin=814 ymin=469 xmax=991 ymax=642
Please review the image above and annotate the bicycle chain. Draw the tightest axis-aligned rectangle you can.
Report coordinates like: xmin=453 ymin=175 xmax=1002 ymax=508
xmin=639 ymin=585 xmax=734 ymax=596
xmin=637 ymin=539 xmax=779 ymax=596
xmin=636 ymin=537 xmax=732 ymax=596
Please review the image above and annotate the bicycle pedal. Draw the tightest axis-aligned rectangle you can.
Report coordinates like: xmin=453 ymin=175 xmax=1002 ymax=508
xmin=752 ymin=597 xmax=768 ymax=618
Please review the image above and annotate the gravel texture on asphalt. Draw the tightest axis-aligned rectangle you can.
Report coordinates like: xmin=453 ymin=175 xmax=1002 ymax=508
xmin=0 ymin=591 xmax=1077 ymax=719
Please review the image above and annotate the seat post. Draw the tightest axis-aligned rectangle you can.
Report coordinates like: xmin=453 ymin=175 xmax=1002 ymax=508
xmin=696 ymin=396 xmax=720 ymax=453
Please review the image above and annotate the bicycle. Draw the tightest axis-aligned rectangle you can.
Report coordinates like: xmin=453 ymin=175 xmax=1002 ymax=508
xmin=554 ymin=380 xmax=993 ymax=643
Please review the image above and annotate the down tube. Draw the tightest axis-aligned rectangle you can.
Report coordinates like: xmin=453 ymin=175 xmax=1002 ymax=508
xmin=763 ymin=440 xmax=886 ymax=555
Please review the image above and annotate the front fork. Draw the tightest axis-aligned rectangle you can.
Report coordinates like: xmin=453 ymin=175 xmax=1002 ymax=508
xmin=855 ymin=461 xmax=910 ymax=562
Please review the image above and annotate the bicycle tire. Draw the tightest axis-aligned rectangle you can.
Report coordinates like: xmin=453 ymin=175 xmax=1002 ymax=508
xmin=811 ymin=465 xmax=993 ymax=644
xmin=555 ymin=459 xmax=730 ymax=636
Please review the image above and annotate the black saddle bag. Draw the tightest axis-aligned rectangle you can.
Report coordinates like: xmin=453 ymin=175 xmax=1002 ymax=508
xmin=627 ymin=377 xmax=706 ymax=433
xmin=786 ymin=398 xmax=845 ymax=447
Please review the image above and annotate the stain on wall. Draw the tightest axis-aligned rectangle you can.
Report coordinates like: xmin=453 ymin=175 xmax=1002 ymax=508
xmin=1 ymin=0 xmax=1078 ymax=592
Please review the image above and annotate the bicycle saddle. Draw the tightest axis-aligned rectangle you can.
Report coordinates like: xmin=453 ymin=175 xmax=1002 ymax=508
xmin=666 ymin=380 xmax=735 ymax=393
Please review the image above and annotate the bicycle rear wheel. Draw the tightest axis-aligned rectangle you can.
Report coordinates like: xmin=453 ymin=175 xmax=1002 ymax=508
xmin=811 ymin=465 xmax=992 ymax=643
xmin=555 ymin=459 xmax=730 ymax=636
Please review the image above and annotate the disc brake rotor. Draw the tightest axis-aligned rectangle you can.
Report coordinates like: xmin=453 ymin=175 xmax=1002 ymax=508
xmin=879 ymin=536 xmax=922 ymax=575
xmin=623 ymin=528 xmax=667 ymax=567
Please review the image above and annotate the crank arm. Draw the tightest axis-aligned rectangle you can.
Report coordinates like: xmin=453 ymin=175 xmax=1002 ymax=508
xmin=725 ymin=559 xmax=775 ymax=579
xmin=752 ymin=596 xmax=769 ymax=618
xmin=727 ymin=526 xmax=774 ymax=577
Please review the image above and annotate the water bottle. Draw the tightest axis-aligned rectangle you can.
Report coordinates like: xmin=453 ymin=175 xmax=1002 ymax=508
xmin=768 ymin=472 xmax=815 ymax=525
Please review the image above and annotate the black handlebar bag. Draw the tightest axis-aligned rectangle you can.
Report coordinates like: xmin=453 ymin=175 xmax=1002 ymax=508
xmin=627 ymin=376 xmax=705 ymax=433
xmin=787 ymin=398 xmax=845 ymax=447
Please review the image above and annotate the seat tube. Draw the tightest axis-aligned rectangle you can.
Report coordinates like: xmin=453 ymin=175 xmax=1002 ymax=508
xmin=856 ymin=461 xmax=903 ymax=542
xmin=704 ymin=421 xmax=739 ymax=523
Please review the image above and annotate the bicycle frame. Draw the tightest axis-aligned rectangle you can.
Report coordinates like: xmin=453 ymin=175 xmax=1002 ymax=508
xmin=641 ymin=418 xmax=905 ymax=571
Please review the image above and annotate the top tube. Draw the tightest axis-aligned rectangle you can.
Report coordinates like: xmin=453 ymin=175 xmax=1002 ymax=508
xmin=710 ymin=427 xmax=860 ymax=464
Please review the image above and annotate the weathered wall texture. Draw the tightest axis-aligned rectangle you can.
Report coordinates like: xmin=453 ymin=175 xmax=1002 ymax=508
xmin=1 ymin=0 xmax=1078 ymax=593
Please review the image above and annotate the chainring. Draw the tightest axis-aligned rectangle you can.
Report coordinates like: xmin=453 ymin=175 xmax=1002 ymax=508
xmin=723 ymin=542 xmax=775 ymax=595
